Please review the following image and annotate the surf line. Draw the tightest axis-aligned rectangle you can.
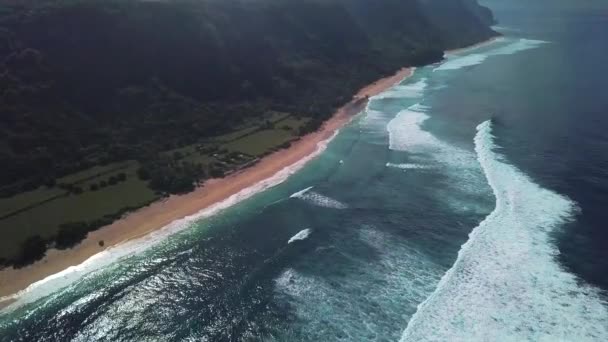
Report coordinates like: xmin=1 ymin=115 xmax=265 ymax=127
xmin=401 ymin=120 xmax=607 ymax=341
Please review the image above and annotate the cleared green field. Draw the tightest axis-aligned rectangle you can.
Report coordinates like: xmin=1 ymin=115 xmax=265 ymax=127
xmin=223 ymin=129 xmax=295 ymax=156
xmin=209 ymin=126 xmax=260 ymax=143
xmin=0 ymin=187 xmax=66 ymax=218
xmin=0 ymin=167 xmax=157 ymax=259
xmin=208 ymin=111 xmax=291 ymax=143
xmin=278 ymin=117 xmax=310 ymax=131
xmin=267 ymin=111 xmax=290 ymax=123
xmin=57 ymin=161 xmax=133 ymax=184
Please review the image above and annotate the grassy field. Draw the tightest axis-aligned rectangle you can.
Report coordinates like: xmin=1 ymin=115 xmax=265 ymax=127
xmin=57 ymin=161 xmax=132 ymax=185
xmin=0 ymin=187 xmax=65 ymax=218
xmin=0 ymin=164 xmax=158 ymax=259
xmin=0 ymin=113 xmax=310 ymax=262
xmin=223 ymin=129 xmax=295 ymax=156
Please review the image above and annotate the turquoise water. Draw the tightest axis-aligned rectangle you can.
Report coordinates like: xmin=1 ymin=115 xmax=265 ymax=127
xmin=2 ymin=1 xmax=608 ymax=340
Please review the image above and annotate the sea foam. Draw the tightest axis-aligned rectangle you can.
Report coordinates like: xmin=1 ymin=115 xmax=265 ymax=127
xmin=290 ymin=184 xmax=348 ymax=210
xmin=291 ymin=189 xmax=348 ymax=209
xmin=273 ymin=227 xmax=443 ymax=341
xmin=401 ymin=121 xmax=608 ymax=341
xmin=375 ymin=78 xmax=428 ymax=99
xmin=360 ymin=72 xmax=424 ymax=135
xmin=288 ymin=229 xmax=312 ymax=244
xmin=435 ymin=38 xmax=547 ymax=72
xmin=434 ymin=54 xmax=489 ymax=71
xmin=385 ymin=163 xmax=432 ymax=170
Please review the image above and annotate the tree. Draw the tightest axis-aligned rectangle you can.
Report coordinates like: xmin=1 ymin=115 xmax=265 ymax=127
xmin=117 ymin=172 xmax=127 ymax=182
xmin=210 ymin=167 xmax=224 ymax=178
xmin=14 ymin=235 xmax=47 ymax=267
xmin=90 ymin=183 xmax=99 ymax=191
xmin=108 ymin=176 xmax=118 ymax=185
xmin=137 ymin=167 xmax=150 ymax=180
xmin=44 ymin=178 xmax=56 ymax=188
xmin=55 ymin=222 xmax=89 ymax=249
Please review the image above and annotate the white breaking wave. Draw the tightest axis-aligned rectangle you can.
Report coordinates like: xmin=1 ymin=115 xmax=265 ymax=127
xmin=290 ymin=186 xmax=314 ymax=198
xmin=386 ymin=163 xmax=432 ymax=170
xmin=288 ymin=229 xmax=312 ymax=244
xmin=0 ymin=130 xmax=343 ymax=312
xmin=435 ymin=38 xmax=548 ymax=72
xmin=291 ymin=186 xmax=347 ymax=209
xmin=489 ymin=38 xmax=547 ymax=56
xmin=387 ymin=104 xmax=477 ymax=171
xmin=387 ymin=103 xmax=494 ymax=219
xmin=360 ymin=74 xmax=424 ymax=135
xmin=375 ymin=78 xmax=428 ymax=99
xmin=492 ymin=26 xmax=522 ymax=33
xmin=387 ymin=105 xmax=441 ymax=153
xmin=401 ymin=121 xmax=608 ymax=342
xmin=291 ymin=189 xmax=348 ymax=209
xmin=273 ymin=227 xmax=443 ymax=341
xmin=434 ymin=54 xmax=489 ymax=71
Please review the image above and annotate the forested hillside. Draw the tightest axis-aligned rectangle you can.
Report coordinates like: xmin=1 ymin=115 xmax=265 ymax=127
xmin=0 ymin=0 xmax=496 ymax=193
xmin=0 ymin=0 xmax=497 ymax=266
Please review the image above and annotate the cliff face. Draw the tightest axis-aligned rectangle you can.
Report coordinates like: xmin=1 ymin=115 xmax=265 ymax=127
xmin=418 ymin=0 xmax=497 ymax=49
xmin=0 ymin=0 xmax=497 ymax=192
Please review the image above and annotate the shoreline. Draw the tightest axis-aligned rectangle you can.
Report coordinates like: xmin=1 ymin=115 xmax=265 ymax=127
xmin=0 ymin=67 xmax=414 ymax=309
xmin=445 ymin=35 xmax=503 ymax=55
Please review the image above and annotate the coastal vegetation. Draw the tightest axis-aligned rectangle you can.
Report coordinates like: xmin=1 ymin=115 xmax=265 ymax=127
xmin=0 ymin=0 xmax=496 ymax=267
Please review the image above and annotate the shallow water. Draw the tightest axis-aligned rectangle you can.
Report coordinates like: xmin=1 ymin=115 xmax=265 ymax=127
xmin=2 ymin=1 xmax=608 ymax=340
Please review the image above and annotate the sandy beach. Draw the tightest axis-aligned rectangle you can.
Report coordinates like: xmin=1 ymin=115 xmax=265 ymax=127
xmin=446 ymin=36 xmax=503 ymax=55
xmin=0 ymin=67 xmax=413 ymax=309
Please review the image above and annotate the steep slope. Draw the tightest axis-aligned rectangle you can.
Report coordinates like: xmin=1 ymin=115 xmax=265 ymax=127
xmin=0 ymin=0 xmax=496 ymax=193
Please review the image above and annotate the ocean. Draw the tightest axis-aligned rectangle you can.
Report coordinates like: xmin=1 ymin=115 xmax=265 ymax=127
xmin=1 ymin=0 xmax=608 ymax=340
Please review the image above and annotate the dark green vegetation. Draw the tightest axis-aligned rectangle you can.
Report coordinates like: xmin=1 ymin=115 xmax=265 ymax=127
xmin=0 ymin=0 xmax=496 ymax=267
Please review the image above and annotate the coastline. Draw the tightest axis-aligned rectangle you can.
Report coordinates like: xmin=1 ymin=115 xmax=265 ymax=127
xmin=445 ymin=35 xmax=503 ymax=55
xmin=0 ymin=67 xmax=414 ymax=309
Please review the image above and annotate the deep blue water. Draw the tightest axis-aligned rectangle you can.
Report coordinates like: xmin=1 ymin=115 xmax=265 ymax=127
xmin=1 ymin=1 xmax=607 ymax=341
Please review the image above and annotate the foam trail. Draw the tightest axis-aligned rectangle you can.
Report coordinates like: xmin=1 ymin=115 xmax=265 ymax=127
xmin=401 ymin=121 xmax=608 ymax=341
xmin=435 ymin=38 xmax=548 ymax=72
xmin=290 ymin=186 xmax=314 ymax=198
xmin=387 ymin=103 xmax=490 ymax=209
xmin=386 ymin=163 xmax=432 ymax=170
xmin=292 ymin=190 xmax=348 ymax=209
xmin=492 ymin=25 xmax=521 ymax=33
xmin=434 ymin=54 xmax=488 ymax=71
xmin=1 ymin=130 xmax=342 ymax=312
xmin=490 ymin=38 xmax=548 ymax=56
xmin=359 ymin=68 xmax=418 ymax=133
xmin=288 ymin=229 xmax=312 ymax=244
xmin=387 ymin=106 xmax=441 ymax=153
xmin=273 ymin=227 xmax=443 ymax=341
xmin=375 ymin=78 xmax=427 ymax=99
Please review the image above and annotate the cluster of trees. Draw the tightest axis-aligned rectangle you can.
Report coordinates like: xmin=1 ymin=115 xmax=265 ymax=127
xmin=49 ymin=172 xmax=128 ymax=194
xmin=137 ymin=158 xmax=204 ymax=194
xmin=88 ymin=173 xmax=127 ymax=192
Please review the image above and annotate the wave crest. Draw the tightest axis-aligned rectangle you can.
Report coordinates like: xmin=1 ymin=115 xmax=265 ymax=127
xmin=291 ymin=189 xmax=348 ymax=210
xmin=288 ymin=229 xmax=312 ymax=244
xmin=401 ymin=120 xmax=608 ymax=341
